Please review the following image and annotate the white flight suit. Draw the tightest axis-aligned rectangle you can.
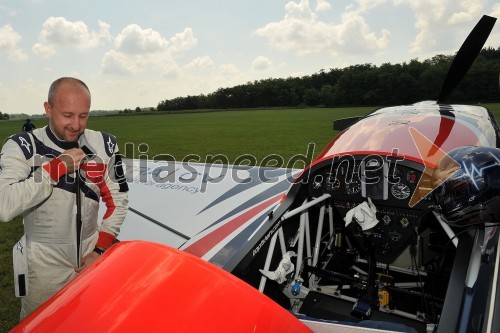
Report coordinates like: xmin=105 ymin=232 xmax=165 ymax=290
xmin=0 ymin=126 xmax=129 ymax=319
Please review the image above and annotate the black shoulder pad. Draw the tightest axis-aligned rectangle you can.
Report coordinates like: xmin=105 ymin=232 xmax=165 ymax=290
xmin=7 ymin=133 xmax=34 ymax=160
xmin=101 ymin=132 xmax=117 ymax=157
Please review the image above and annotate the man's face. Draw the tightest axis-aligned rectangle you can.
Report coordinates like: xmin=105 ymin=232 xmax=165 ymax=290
xmin=44 ymin=83 xmax=90 ymax=142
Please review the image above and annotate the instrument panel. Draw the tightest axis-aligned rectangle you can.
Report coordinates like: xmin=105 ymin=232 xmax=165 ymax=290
xmin=308 ymin=157 xmax=425 ymax=207
xmin=307 ymin=156 xmax=431 ymax=263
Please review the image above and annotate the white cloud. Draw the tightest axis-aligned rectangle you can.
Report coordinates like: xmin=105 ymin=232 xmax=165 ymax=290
xmin=219 ymin=64 xmax=238 ymax=75
xmin=101 ymin=48 xmax=179 ymax=77
xmin=254 ymin=0 xmax=389 ymax=56
xmin=492 ymin=3 xmax=500 ymax=18
xmin=97 ymin=21 xmax=112 ymax=42
xmin=354 ymin=0 xmax=388 ymax=13
xmin=336 ymin=11 xmax=390 ymax=51
xmin=448 ymin=11 xmax=475 ymax=25
xmin=0 ymin=5 xmax=18 ymax=17
xmin=163 ymin=66 xmax=180 ymax=79
xmin=285 ymin=0 xmax=316 ymax=21
xmin=252 ymin=56 xmax=272 ymax=70
xmin=115 ymin=24 xmax=168 ymax=54
xmin=113 ymin=25 xmax=196 ymax=56
xmin=449 ymin=0 xmax=483 ymax=25
xmin=0 ymin=24 xmax=28 ymax=61
xmin=486 ymin=4 xmax=500 ymax=48
xmin=101 ymin=50 xmax=135 ymax=75
xmin=102 ymin=24 xmax=198 ymax=77
xmin=394 ymin=0 xmax=484 ymax=54
xmin=447 ymin=0 xmax=484 ymax=26
xmin=32 ymin=17 xmax=110 ymax=57
xmin=315 ymin=0 xmax=331 ymax=12
xmin=186 ymin=56 xmax=214 ymax=69
xmin=168 ymin=28 xmax=197 ymax=53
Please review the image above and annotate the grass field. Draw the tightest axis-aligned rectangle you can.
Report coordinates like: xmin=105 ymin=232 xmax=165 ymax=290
xmin=0 ymin=107 xmax=377 ymax=164
xmin=0 ymin=103 xmax=499 ymax=331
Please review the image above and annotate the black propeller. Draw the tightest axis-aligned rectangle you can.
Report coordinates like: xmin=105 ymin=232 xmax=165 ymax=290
xmin=437 ymin=15 xmax=497 ymax=103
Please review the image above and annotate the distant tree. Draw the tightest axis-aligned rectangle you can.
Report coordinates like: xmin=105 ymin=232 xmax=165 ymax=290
xmin=303 ymin=88 xmax=320 ymax=106
xmin=318 ymin=84 xmax=335 ymax=107
xmin=135 ymin=106 xmax=142 ymax=113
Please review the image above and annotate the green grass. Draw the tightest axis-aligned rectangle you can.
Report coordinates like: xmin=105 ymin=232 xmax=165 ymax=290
xmin=2 ymin=104 xmax=500 ymax=163
xmin=0 ymin=216 xmax=23 ymax=332
xmin=1 ymin=108 xmax=378 ymax=165
xmin=0 ymin=103 xmax=499 ymax=331
xmin=85 ymin=107 xmax=376 ymax=164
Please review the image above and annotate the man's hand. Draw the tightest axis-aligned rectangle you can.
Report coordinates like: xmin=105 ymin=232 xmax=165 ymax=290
xmin=58 ymin=148 xmax=86 ymax=174
xmin=75 ymin=251 xmax=101 ymax=273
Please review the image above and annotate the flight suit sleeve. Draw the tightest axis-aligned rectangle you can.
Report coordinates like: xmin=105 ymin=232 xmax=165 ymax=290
xmin=0 ymin=136 xmax=66 ymax=222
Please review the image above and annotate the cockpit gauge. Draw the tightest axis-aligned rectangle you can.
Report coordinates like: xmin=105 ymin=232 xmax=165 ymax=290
xmin=325 ymin=173 xmax=340 ymax=191
xmin=346 ymin=180 xmax=361 ymax=195
xmin=311 ymin=174 xmax=324 ymax=190
xmin=406 ymin=170 xmax=418 ymax=184
xmin=391 ymin=183 xmax=411 ymax=200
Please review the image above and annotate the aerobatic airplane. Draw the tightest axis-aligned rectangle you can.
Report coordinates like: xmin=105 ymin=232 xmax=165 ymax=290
xmin=12 ymin=15 xmax=500 ymax=333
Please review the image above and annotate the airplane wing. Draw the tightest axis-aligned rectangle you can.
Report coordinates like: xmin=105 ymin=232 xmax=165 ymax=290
xmin=113 ymin=159 xmax=300 ymax=253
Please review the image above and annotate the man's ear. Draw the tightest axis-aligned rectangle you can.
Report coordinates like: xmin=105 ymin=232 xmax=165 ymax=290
xmin=43 ymin=101 xmax=51 ymax=118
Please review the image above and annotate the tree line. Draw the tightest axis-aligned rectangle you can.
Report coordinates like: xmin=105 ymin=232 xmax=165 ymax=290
xmin=0 ymin=111 xmax=10 ymax=120
xmin=157 ymin=47 xmax=500 ymax=111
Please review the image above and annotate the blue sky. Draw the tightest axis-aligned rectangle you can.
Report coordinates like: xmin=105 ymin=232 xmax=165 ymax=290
xmin=1 ymin=0 xmax=499 ymax=115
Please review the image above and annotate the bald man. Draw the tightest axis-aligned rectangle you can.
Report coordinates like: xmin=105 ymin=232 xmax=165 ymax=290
xmin=0 ymin=77 xmax=129 ymax=319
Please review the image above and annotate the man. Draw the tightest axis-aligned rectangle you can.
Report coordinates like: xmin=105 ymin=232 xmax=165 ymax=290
xmin=22 ymin=119 xmax=36 ymax=132
xmin=0 ymin=77 xmax=129 ymax=319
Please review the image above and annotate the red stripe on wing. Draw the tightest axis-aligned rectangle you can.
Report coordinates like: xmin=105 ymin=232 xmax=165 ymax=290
xmin=184 ymin=194 xmax=282 ymax=258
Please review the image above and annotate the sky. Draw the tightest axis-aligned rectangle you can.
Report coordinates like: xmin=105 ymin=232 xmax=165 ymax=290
xmin=0 ymin=0 xmax=500 ymax=115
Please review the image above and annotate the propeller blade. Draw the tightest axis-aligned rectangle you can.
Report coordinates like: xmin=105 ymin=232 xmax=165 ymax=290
xmin=437 ymin=15 xmax=497 ymax=103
